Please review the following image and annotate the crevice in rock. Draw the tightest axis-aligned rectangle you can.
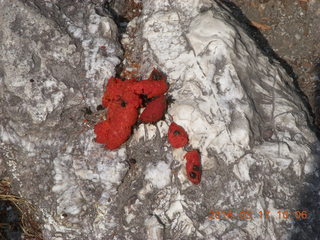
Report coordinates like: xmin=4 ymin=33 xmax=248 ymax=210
xmin=103 ymin=0 xmax=143 ymax=79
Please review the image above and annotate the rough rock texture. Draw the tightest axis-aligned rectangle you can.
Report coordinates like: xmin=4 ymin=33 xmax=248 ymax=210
xmin=226 ymin=0 xmax=320 ymax=126
xmin=1 ymin=0 xmax=320 ymax=239
xmin=0 ymin=0 xmax=125 ymax=239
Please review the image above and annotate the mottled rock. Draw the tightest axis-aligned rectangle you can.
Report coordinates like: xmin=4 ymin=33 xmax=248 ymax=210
xmin=0 ymin=0 xmax=124 ymax=239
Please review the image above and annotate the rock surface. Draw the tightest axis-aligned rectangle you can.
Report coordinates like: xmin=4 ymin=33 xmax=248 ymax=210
xmin=227 ymin=0 xmax=320 ymax=126
xmin=0 ymin=0 xmax=320 ymax=239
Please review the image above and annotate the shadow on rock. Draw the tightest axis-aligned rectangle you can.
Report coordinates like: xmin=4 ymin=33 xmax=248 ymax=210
xmin=217 ymin=0 xmax=315 ymax=127
xmin=218 ymin=1 xmax=320 ymax=239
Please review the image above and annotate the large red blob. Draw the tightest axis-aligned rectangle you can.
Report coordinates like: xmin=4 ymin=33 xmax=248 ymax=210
xmin=94 ymin=69 xmax=168 ymax=150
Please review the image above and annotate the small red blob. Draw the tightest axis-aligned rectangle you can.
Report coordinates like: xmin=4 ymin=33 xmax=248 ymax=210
xmin=139 ymin=95 xmax=167 ymax=123
xmin=184 ymin=150 xmax=201 ymax=185
xmin=168 ymin=122 xmax=189 ymax=148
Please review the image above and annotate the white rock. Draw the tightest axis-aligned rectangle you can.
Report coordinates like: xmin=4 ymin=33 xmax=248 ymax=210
xmin=145 ymin=161 xmax=171 ymax=189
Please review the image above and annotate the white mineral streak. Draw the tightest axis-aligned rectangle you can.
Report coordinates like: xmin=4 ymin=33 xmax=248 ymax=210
xmin=64 ymin=8 xmax=121 ymax=106
xmin=145 ymin=161 xmax=171 ymax=189
xmin=136 ymin=0 xmax=320 ymax=239
xmin=145 ymin=216 xmax=164 ymax=240
xmin=133 ymin=120 xmax=168 ymax=142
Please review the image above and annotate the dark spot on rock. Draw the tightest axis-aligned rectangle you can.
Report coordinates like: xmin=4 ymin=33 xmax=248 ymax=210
xmin=30 ymin=79 xmax=34 ymax=83
xmin=8 ymin=95 xmax=22 ymax=107
xmin=127 ymin=195 xmax=138 ymax=205
xmin=190 ymin=172 xmax=197 ymax=178
xmin=129 ymin=158 xmax=136 ymax=164
xmin=121 ymin=100 xmax=127 ymax=107
xmin=263 ymin=129 xmax=273 ymax=140
xmin=173 ymin=130 xmax=180 ymax=136
xmin=140 ymin=94 xmax=151 ymax=107
xmin=151 ymin=71 xmax=163 ymax=80
xmin=96 ymin=104 xmax=105 ymax=111
xmin=0 ymin=200 xmax=22 ymax=239
xmin=82 ymin=107 xmax=92 ymax=115
xmin=166 ymin=95 xmax=175 ymax=105
xmin=193 ymin=165 xmax=200 ymax=171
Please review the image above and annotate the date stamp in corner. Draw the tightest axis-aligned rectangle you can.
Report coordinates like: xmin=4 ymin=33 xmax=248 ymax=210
xmin=208 ymin=210 xmax=309 ymax=220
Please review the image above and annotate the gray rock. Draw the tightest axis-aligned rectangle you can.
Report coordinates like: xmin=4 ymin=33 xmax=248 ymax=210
xmin=0 ymin=0 xmax=319 ymax=239
xmin=0 ymin=0 xmax=124 ymax=239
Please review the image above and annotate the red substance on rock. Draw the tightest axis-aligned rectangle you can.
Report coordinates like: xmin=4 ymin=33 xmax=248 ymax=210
xmin=132 ymin=69 xmax=168 ymax=98
xmin=94 ymin=69 xmax=168 ymax=150
xmin=184 ymin=150 xmax=201 ymax=185
xmin=133 ymin=80 xmax=168 ymax=98
xmin=102 ymin=77 xmax=141 ymax=108
xmin=94 ymin=120 xmax=132 ymax=150
xmin=168 ymin=122 xmax=189 ymax=148
xmin=94 ymin=100 xmax=139 ymax=149
xmin=107 ymin=101 xmax=139 ymax=127
xmin=139 ymin=95 xmax=167 ymax=123
xmin=94 ymin=120 xmax=110 ymax=144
